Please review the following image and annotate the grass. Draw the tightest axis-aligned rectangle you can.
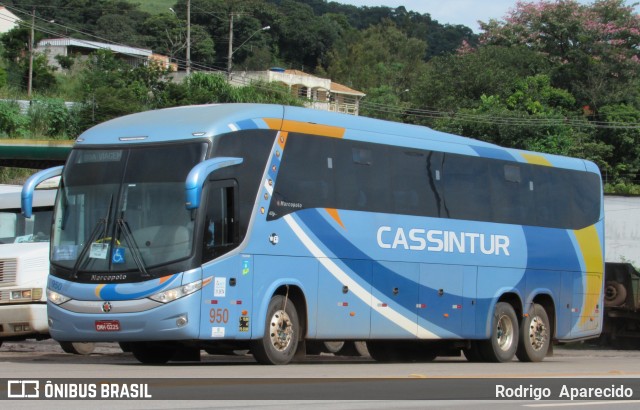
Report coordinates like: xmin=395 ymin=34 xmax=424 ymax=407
xmin=126 ymin=0 xmax=177 ymax=15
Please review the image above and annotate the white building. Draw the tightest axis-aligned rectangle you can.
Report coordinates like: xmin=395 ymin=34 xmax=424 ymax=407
xmin=0 ymin=6 xmax=21 ymax=34
xmin=36 ymin=38 xmax=152 ymax=69
xmin=231 ymin=68 xmax=366 ymax=116
xmin=36 ymin=38 xmax=175 ymax=71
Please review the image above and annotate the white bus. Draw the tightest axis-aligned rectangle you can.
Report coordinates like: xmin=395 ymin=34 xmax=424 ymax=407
xmin=0 ymin=180 xmax=95 ymax=354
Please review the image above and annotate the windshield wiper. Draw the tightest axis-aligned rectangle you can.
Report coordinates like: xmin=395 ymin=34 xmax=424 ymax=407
xmin=70 ymin=195 xmax=113 ymax=280
xmin=115 ymin=217 xmax=150 ymax=278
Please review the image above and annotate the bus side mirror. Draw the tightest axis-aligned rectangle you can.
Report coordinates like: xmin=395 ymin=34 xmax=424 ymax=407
xmin=22 ymin=166 xmax=63 ymax=218
xmin=184 ymin=157 xmax=243 ymax=210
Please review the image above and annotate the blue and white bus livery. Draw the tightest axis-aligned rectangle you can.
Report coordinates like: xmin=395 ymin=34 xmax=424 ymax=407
xmin=22 ymin=103 xmax=604 ymax=365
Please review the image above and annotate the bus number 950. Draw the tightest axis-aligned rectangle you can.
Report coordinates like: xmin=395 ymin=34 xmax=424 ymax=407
xmin=209 ymin=308 xmax=229 ymax=324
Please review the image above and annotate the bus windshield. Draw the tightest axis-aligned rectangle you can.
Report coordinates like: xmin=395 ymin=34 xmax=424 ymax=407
xmin=51 ymin=142 xmax=207 ymax=273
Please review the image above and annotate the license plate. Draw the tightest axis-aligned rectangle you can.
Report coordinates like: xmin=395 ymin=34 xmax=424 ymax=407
xmin=95 ymin=320 xmax=121 ymax=332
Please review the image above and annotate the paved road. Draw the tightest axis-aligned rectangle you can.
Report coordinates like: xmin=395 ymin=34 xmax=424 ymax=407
xmin=1 ymin=340 xmax=640 ymax=409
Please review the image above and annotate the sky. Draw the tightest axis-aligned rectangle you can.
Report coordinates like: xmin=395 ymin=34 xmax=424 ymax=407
xmin=336 ymin=0 xmax=640 ymax=32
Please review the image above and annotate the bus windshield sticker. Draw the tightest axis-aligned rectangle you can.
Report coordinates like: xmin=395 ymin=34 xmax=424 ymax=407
xmin=89 ymin=242 xmax=109 ymax=259
xmin=112 ymin=248 xmax=125 ymax=264
xmin=214 ymin=277 xmax=226 ymax=297
xmin=52 ymin=245 xmax=78 ymax=261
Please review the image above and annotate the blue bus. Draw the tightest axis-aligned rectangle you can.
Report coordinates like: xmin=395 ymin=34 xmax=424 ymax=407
xmin=22 ymin=103 xmax=604 ymax=365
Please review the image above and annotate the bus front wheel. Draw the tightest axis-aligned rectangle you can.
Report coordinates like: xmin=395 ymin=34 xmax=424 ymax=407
xmin=59 ymin=342 xmax=95 ymax=355
xmin=516 ymin=303 xmax=550 ymax=362
xmin=480 ymin=302 xmax=519 ymax=362
xmin=252 ymin=295 xmax=299 ymax=365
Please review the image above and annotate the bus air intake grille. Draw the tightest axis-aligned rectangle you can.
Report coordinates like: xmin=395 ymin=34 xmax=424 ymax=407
xmin=0 ymin=259 xmax=18 ymax=286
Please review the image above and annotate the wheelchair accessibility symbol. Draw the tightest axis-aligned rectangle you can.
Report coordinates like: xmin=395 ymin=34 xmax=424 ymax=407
xmin=112 ymin=248 xmax=126 ymax=264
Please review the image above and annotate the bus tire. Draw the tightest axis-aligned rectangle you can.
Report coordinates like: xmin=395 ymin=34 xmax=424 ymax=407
xmin=604 ymin=281 xmax=627 ymax=307
xmin=516 ymin=304 xmax=550 ymax=362
xmin=118 ymin=342 xmax=134 ymax=352
xmin=367 ymin=341 xmax=396 ymax=362
xmin=252 ymin=295 xmax=299 ymax=365
xmin=131 ymin=342 xmax=176 ymax=364
xmin=354 ymin=341 xmax=370 ymax=357
xmin=59 ymin=341 xmax=95 ymax=355
xmin=335 ymin=341 xmax=370 ymax=357
xmin=306 ymin=341 xmax=344 ymax=355
xmin=480 ymin=302 xmax=518 ymax=362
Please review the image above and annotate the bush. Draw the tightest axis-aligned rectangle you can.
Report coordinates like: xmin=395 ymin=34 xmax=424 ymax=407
xmin=28 ymin=98 xmax=77 ymax=138
xmin=0 ymin=100 xmax=28 ymax=137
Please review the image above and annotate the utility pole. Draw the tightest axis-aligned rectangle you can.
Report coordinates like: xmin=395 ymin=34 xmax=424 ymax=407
xmin=186 ymin=0 xmax=191 ymax=75
xmin=27 ymin=7 xmax=35 ymax=98
xmin=227 ymin=12 xmax=234 ymax=78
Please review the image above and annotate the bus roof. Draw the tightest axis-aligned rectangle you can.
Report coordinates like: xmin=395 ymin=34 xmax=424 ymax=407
xmin=76 ymin=103 xmax=598 ymax=173
xmin=77 ymin=103 xmax=490 ymax=148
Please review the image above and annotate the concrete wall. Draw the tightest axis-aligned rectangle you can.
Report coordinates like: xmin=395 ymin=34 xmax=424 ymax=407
xmin=605 ymin=195 xmax=640 ymax=266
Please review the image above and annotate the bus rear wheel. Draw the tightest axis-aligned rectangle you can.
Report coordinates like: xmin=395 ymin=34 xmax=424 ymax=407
xmin=516 ymin=304 xmax=550 ymax=362
xmin=480 ymin=302 xmax=519 ymax=362
xmin=252 ymin=295 xmax=299 ymax=365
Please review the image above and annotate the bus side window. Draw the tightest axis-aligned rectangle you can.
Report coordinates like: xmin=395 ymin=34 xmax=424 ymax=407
xmin=202 ymin=182 xmax=237 ymax=263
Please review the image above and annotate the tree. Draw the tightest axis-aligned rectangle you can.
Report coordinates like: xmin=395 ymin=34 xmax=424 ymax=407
xmin=74 ymin=50 xmax=168 ymax=128
xmin=273 ymin=0 xmax=342 ymax=70
xmin=324 ymin=20 xmax=426 ymax=94
xmin=410 ymin=45 xmax=550 ymax=112
xmin=430 ymin=74 xmax=612 ymax=171
xmin=594 ymin=104 xmax=640 ymax=184
xmin=479 ymin=0 xmax=640 ymax=111
xmin=1 ymin=25 xmax=58 ymax=93
xmin=141 ymin=13 xmax=216 ymax=70
xmin=0 ymin=67 xmax=6 ymax=88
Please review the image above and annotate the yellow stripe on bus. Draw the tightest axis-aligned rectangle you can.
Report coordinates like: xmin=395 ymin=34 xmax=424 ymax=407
xmin=521 ymin=153 xmax=552 ymax=166
xmin=574 ymin=225 xmax=604 ymax=326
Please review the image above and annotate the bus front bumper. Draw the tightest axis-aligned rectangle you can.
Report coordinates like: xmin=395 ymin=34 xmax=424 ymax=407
xmin=47 ymin=293 xmax=201 ymax=342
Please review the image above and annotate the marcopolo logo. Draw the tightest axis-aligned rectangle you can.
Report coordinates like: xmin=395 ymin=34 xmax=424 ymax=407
xmin=376 ymin=226 xmax=511 ymax=256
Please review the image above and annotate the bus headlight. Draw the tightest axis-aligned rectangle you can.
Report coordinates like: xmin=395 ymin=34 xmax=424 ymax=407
xmin=148 ymin=279 xmax=204 ymax=304
xmin=47 ymin=289 xmax=71 ymax=305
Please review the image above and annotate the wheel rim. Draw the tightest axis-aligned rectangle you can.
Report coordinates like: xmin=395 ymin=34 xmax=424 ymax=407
xmin=269 ymin=309 xmax=293 ymax=352
xmin=496 ymin=314 xmax=514 ymax=351
xmin=605 ymin=285 xmax=618 ymax=301
xmin=528 ymin=315 xmax=548 ymax=351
